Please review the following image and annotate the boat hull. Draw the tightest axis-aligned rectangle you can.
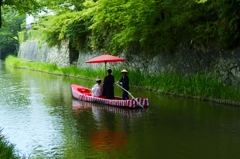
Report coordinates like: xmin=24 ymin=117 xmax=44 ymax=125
xmin=71 ymin=84 xmax=149 ymax=108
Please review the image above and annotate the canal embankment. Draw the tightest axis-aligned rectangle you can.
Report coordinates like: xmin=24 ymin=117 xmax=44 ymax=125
xmin=5 ymin=55 xmax=240 ymax=106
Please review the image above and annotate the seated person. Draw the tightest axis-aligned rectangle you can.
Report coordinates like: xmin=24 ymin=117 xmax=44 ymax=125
xmin=91 ymin=77 xmax=103 ymax=97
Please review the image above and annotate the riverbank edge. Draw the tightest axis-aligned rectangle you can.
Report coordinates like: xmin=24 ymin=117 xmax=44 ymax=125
xmin=6 ymin=64 xmax=240 ymax=107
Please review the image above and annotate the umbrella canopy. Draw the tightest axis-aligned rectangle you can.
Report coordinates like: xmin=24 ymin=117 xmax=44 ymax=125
xmin=86 ymin=53 xmax=125 ymax=64
xmin=86 ymin=53 xmax=125 ymax=72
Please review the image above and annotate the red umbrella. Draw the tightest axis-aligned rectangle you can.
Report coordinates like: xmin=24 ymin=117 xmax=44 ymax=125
xmin=86 ymin=52 xmax=125 ymax=71
xmin=86 ymin=53 xmax=125 ymax=63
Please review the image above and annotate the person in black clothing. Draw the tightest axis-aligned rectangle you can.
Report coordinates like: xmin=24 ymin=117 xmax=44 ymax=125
xmin=118 ymin=69 xmax=129 ymax=100
xmin=103 ymin=69 xmax=115 ymax=99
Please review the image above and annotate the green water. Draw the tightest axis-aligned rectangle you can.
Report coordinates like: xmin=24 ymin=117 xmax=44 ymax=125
xmin=0 ymin=62 xmax=240 ymax=159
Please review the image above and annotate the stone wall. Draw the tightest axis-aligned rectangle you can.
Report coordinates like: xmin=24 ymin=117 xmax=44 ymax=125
xmin=18 ymin=40 xmax=70 ymax=67
xmin=77 ymin=46 xmax=240 ymax=88
xmin=18 ymin=40 xmax=240 ymax=88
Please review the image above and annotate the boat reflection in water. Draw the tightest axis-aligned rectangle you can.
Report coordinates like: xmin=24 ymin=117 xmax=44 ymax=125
xmin=72 ymin=99 xmax=148 ymax=119
xmin=72 ymin=99 xmax=149 ymax=153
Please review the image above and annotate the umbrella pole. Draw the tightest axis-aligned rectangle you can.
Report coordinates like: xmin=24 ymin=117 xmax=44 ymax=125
xmin=105 ymin=61 xmax=107 ymax=75
xmin=115 ymin=83 xmax=144 ymax=108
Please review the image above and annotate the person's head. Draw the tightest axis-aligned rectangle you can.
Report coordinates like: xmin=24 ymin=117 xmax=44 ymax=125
xmin=107 ymin=69 xmax=112 ymax=74
xmin=120 ymin=69 xmax=128 ymax=76
xmin=96 ymin=77 xmax=102 ymax=84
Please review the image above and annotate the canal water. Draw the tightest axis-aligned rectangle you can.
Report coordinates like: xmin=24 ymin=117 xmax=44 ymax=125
xmin=1 ymin=62 xmax=240 ymax=159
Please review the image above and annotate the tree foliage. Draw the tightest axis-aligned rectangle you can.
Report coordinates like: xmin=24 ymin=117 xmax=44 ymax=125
xmin=28 ymin=0 xmax=240 ymax=54
xmin=0 ymin=9 xmax=25 ymax=59
xmin=32 ymin=11 xmax=89 ymax=50
xmin=41 ymin=0 xmax=85 ymax=13
xmin=0 ymin=0 xmax=41 ymax=28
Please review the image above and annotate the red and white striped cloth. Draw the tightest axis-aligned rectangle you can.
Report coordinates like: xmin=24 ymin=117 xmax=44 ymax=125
xmin=71 ymin=84 xmax=149 ymax=108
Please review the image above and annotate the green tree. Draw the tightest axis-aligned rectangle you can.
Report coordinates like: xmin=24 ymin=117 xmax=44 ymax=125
xmin=29 ymin=0 xmax=240 ymax=54
xmin=80 ymin=0 xmax=240 ymax=53
xmin=32 ymin=0 xmax=89 ymax=50
xmin=0 ymin=9 xmax=25 ymax=59
xmin=215 ymin=0 xmax=240 ymax=48
xmin=42 ymin=0 xmax=85 ymax=13
xmin=0 ymin=0 xmax=41 ymax=28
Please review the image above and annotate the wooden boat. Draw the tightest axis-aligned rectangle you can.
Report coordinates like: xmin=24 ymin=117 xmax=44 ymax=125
xmin=71 ymin=84 xmax=149 ymax=108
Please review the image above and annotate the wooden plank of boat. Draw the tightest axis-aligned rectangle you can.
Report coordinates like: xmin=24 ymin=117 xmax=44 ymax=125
xmin=71 ymin=84 xmax=149 ymax=108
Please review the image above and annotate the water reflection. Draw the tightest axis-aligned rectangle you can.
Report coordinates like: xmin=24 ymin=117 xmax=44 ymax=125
xmin=3 ymin=62 xmax=240 ymax=159
xmin=72 ymin=99 xmax=148 ymax=154
xmin=72 ymin=99 xmax=148 ymax=119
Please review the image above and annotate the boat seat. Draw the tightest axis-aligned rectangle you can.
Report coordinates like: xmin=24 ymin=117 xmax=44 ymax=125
xmin=84 ymin=93 xmax=92 ymax=96
xmin=77 ymin=88 xmax=91 ymax=93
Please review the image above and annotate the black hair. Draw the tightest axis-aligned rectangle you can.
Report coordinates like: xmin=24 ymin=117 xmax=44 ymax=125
xmin=107 ymin=69 xmax=112 ymax=73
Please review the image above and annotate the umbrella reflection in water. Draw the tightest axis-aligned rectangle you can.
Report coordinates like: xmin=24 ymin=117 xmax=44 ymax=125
xmin=72 ymin=99 xmax=148 ymax=152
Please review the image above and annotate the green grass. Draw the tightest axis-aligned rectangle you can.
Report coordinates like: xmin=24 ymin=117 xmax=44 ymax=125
xmin=0 ymin=129 xmax=25 ymax=159
xmin=5 ymin=55 xmax=240 ymax=101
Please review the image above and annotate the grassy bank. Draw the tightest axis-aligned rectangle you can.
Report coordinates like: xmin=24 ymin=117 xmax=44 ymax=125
xmin=0 ymin=129 xmax=25 ymax=159
xmin=5 ymin=55 xmax=240 ymax=102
